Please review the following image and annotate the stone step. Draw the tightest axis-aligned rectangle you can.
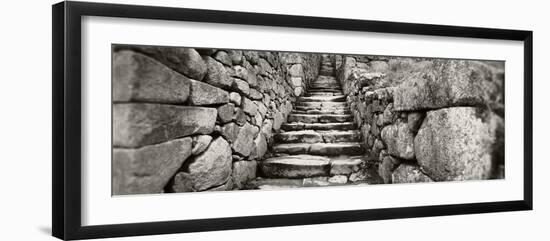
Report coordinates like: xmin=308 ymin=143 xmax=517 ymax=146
xmin=281 ymin=122 xmax=356 ymax=131
xmin=246 ymin=176 xmax=354 ymax=189
xmin=314 ymin=78 xmax=338 ymax=85
xmin=287 ymin=114 xmax=353 ymax=123
xmin=293 ymin=106 xmax=349 ymax=113
xmin=308 ymin=88 xmax=343 ymax=93
xmin=258 ymin=155 xmax=364 ymax=178
xmin=258 ymin=155 xmax=330 ymax=178
xmin=292 ymin=109 xmax=350 ymax=115
xmin=310 ymin=84 xmax=340 ymax=89
xmin=320 ymin=70 xmax=334 ymax=75
xmin=272 ymin=142 xmax=363 ymax=155
xmin=317 ymin=75 xmax=336 ymax=79
xmin=275 ymin=130 xmax=361 ymax=143
xmin=298 ymin=95 xmax=346 ymax=102
xmin=295 ymin=102 xmax=348 ymax=109
xmin=305 ymin=92 xmax=344 ymax=97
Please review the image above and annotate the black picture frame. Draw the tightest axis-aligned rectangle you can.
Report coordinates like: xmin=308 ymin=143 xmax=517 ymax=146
xmin=52 ymin=1 xmax=533 ymax=240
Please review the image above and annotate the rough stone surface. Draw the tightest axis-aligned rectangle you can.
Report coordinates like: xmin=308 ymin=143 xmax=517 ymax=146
xmin=289 ymin=64 xmax=304 ymax=77
xmin=127 ymin=46 xmax=207 ymax=80
xmin=113 ymin=104 xmax=216 ymax=148
xmin=112 ymin=137 xmax=192 ymax=195
xmin=232 ymin=123 xmax=259 ymax=157
xmin=203 ymin=56 xmax=233 ymax=89
xmin=392 ymin=163 xmax=433 ymax=183
xmin=220 ymin=122 xmax=240 ymax=143
xmin=393 ymin=60 xmax=493 ymax=111
xmin=217 ymin=103 xmax=235 ymax=123
xmin=380 ymin=122 xmax=415 ymax=160
xmin=232 ymin=161 xmax=258 ymax=189
xmin=241 ymin=97 xmax=258 ymax=116
xmin=233 ymin=107 xmax=247 ymax=125
xmin=415 ymin=107 xmax=495 ymax=181
xmin=272 ymin=111 xmax=284 ymax=131
xmin=214 ymin=51 xmax=232 ymax=66
xmin=229 ymin=92 xmax=242 ymax=106
xmin=206 ymin=178 xmax=233 ymax=191
xmin=328 ymin=175 xmax=348 ymax=184
xmin=113 ymin=50 xmax=191 ymax=103
xmin=378 ymin=155 xmax=401 ymax=184
xmin=171 ymin=137 xmax=232 ymax=192
xmin=232 ymin=78 xmax=251 ymax=96
xmin=260 ymin=155 xmax=331 ymax=178
xmin=330 ymin=157 xmax=363 ymax=175
xmin=227 ymin=50 xmax=243 ymax=65
xmin=191 ymin=135 xmax=212 ymax=155
xmin=407 ymin=112 xmax=425 ymax=133
xmin=252 ymin=133 xmax=268 ymax=159
xmin=188 ymin=80 xmax=229 ymax=105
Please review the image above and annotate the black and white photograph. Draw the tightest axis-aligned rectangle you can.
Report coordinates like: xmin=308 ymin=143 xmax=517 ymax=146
xmin=2 ymin=0 xmax=546 ymax=240
xmin=112 ymin=45 xmax=505 ymax=195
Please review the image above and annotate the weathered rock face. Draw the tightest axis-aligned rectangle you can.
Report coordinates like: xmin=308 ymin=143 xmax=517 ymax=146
xmin=188 ymin=79 xmax=229 ymax=105
xmin=191 ymin=135 xmax=212 ymax=155
xmin=391 ymin=163 xmax=432 ymax=184
xmin=232 ymin=123 xmax=260 ymax=157
xmin=113 ymin=104 xmax=216 ymax=148
xmin=380 ymin=122 xmax=415 ymax=160
xmin=231 ymin=161 xmax=258 ymax=189
xmin=171 ymin=137 xmax=232 ymax=192
xmin=112 ymin=137 xmax=192 ymax=195
xmin=378 ymin=155 xmax=400 ymax=184
xmin=119 ymin=46 xmax=207 ymax=81
xmin=393 ymin=60 xmax=494 ymax=111
xmin=203 ymin=56 xmax=234 ymax=89
xmin=113 ymin=51 xmax=191 ymax=103
xmin=414 ymin=107 xmax=495 ymax=181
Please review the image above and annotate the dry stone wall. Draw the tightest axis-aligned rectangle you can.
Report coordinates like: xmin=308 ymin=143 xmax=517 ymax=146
xmin=112 ymin=45 xmax=320 ymax=195
xmin=335 ymin=55 xmax=505 ymax=184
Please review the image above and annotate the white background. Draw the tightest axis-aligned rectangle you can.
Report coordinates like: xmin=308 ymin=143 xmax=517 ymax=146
xmin=0 ymin=0 xmax=548 ymax=240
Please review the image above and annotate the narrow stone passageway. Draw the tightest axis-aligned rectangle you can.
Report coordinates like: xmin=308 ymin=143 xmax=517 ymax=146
xmin=111 ymin=45 xmax=504 ymax=195
xmin=248 ymin=55 xmax=377 ymax=189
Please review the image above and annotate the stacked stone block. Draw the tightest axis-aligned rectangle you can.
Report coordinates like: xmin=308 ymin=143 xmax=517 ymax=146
xmin=335 ymin=55 xmax=505 ymax=184
xmin=112 ymin=46 xmax=320 ymax=195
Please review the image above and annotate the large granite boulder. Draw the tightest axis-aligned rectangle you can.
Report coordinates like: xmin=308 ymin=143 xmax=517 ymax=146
xmin=380 ymin=122 xmax=415 ymax=160
xmin=112 ymin=137 xmax=192 ymax=195
xmin=393 ymin=60 xmax=494 ymax=111
xmin=113 ymin=50 xmax=191 ymax=103
xmin=414 ymin=107 xmax=497 ymax=181
xmin=113 ymin=104 xmax=216 ymax=148
xmin=123 ymin=46 xmax=207 ymax=80
xmin=171 ymin=137 xmax=232 ymax=192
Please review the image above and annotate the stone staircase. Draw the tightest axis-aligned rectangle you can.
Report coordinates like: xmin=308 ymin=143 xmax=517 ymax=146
xmin=248 ymin=55 xmax=366 ymax=189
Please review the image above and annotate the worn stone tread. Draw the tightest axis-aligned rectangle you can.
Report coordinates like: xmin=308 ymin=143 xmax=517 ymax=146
xmin=275 ymin=130 xmax=361 ymax=143
xmin=292 ymin=109 xmax=351 ymax=115
xmin=259 ymin=155 xmax=331 ymax=178
xmin=281 ymin=122 xmax=356 ymax=131
xmin=273 ymin=142 xmax=363 ymax=155
xmin=299 ymin=95 xmax=346 ymax=102
xmin=287 ymin=114 xmax=353 ymax=123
